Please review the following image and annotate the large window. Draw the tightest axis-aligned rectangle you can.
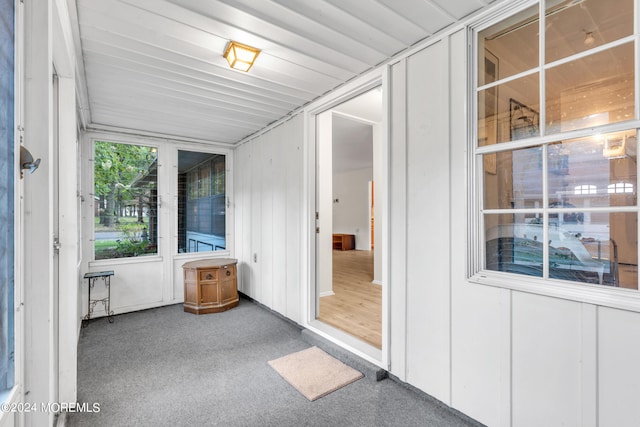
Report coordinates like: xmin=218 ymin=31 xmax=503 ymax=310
xmin=0 ymin=0 xmax=14 ymax=397
xmin=93 ymin=141 xmax=158 ymax=260
xmin=177 ymin=150 xmax=226 ymax=253
xmin=475 ymin=0 xmax=638 ymax=290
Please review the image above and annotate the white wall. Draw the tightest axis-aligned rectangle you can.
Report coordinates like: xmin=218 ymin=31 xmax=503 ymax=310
xmin=13 ymin=1 xmax=82 ymax=425
xmin=390 ymin=28 xmax=640 ymax=427
xmin=234 ymin=22 xmax=640 ymax=427
xmin=372 ymin=124 xmax=382 ymax=284
xmin=81 ymin=133 xmax=235 ymax=318
xmin=403 ymin=38 xmax=452 ymax=402
xmin=234 ymin=114 xmax=304 ymax=323
xmin=317 ymin=111 xmax=333 ymax=297
xmin=332 ymin=167 xmax=372 ymax=251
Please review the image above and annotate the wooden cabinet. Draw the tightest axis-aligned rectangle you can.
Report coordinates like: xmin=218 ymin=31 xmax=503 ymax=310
xmin=183 ymin=258 xmax=238 ymax=314
xmin=332 ymin=234 xmax=355 ymax=250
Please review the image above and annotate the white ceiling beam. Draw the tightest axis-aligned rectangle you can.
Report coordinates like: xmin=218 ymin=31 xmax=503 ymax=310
xmin=82 ymin=48 xmax=307 ymax=106
xmin=220 ymin=0 xmax=404 ymax=56
xmin=80 ymin=36 xmax=321 ymax=99
xmin=116 ymin=0 xmax=371 ymax=75
xmin=323 ymin=0 xmax=428 ymax=46
xmin=84 ymin=63 xmax=297 ymax=114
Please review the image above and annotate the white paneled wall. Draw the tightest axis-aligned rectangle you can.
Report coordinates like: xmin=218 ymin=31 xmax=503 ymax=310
xmin=404 ymin=38 xmax=451 ymax=403
xmin=234 ymin=26 xmax=640 ymax=427
xmin=511 ymin=294 xmax=583 ymax=427
xmin=449 ymin=29 xmax=512 ymax=427
xmin=235 ymin=115 xmax=304 ymax=323
xmin=598 ymin=307 xmax=640 ymax=427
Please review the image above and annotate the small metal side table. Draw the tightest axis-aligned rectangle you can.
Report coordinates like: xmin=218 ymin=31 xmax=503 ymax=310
xmin=83 ymin=271 xmax=115 ymax=326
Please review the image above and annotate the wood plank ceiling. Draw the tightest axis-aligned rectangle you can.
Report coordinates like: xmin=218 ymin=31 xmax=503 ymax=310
xmin=74 ymin=0 xmax=493 ymax=145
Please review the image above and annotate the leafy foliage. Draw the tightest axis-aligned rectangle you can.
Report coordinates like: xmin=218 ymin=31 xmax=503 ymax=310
xmin=94 ymin=141 xmax=158 ymax=259
xmin=114 ymin=222 xmax=153 ymax=257
xmin=94 ymin=141 xmax=157 ymax=201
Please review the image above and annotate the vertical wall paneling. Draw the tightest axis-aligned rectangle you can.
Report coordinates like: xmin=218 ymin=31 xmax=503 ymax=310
xmin=234 ymin=143 xmax=250 ymax=295
xmin=242 ymin=143 xmax=253 ymax=297
xmin=317 ymin=111 xmax=334 ymax=297
xmin=56 ymin=76 xmax=78 ymax=405
xmin=372 ymin=124 xmax=382 ymax=283
xmin=250 ymin=139 xmax=263 ymax=301
xmin=449 ymin=29 xmax=511 ymax=427
xmin=23 ymin=0 xmax=55 ymax=424
xmin=272 ymin=129 xmax=287 ymax=315
xmin=234 ymin=115 xmax=304 ymax=322
xmin=389 ymin=58 xmax=408 ymax=381
xmin=405 ymin=39 xmax=451 ymax=403
xmin=598 ymin=307 xmax=640 ymax=427
xmin=159 ymin=145 xmax=173 ymax=302
xmin=580 ymin=304 xmax=597 ymax=427
xmin=285 ymin=116 xmax=303 ymax=323
xmin=260 ymin=132 xmax=275 ymax=308
xmin=512 ymin=293 xmax=582 ymax=427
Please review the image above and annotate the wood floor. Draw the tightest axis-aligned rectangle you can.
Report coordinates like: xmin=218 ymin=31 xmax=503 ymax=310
xmin=318 ymin=250 xmax=382 ymax=349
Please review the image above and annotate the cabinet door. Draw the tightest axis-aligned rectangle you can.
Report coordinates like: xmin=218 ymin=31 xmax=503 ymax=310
xmin=184 ymin=282 xmax=198 ymax=305
xmin=201 ymin=282 xmax=219 ymax=304
xmin=220 ymin=278 xmax=237 ymax=303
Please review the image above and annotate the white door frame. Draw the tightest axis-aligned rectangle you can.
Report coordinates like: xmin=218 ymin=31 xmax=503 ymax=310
xmin=302 ymin=66 xmax=391 ymax=369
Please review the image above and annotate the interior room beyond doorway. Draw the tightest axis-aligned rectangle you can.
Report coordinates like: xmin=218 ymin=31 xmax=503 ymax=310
xmin=316 ymin=87 xmax=383 ymax=350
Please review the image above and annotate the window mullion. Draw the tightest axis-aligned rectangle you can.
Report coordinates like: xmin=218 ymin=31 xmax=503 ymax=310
xmin=540 ymin=1 xmax=548 ymax=279
xmin=473 ymin=0 xmax=639 ymax=293
xmin=542 ymin=143 xmax=549 ymax=279
xmin=539 ymin=0 xmax=546 ymax=137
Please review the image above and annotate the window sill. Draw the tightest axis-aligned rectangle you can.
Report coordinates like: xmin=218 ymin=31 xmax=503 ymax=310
xmin=173 ymin=251 xmax=232 ymax=261
xmin=89 ymin=255 xmax=163 ymax=268
xmin=470 ymin=270 xmax=640 ymax=312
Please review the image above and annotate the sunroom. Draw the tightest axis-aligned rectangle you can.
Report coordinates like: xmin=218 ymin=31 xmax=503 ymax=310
xmin=3 ymin=0 xmax=640 ymax=426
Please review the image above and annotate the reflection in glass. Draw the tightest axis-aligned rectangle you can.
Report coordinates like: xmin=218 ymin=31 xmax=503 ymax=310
xmin=485 ymin=212 xmax=638 ymax=289
xmin=178 ymin=151 xmax=226 ymax=253
xmin=484 ymin=146 xmax=543 ymax=210
xmin=478 ymin=74 xmax=539 ymax=146
xmin=546 ymin=0 xmax=633 ymax=63
xmin=478 ymin=5 xmax=538 ymax=84
xmin=546 ymin=43 xmax=634 ymax=134
xmin=548 ymin=131 xmax=637 ymax=208
xmin=485 ymin=215 xmax=543 ymax=277
xmin=548 ymin=212 xmax=637 ymax=289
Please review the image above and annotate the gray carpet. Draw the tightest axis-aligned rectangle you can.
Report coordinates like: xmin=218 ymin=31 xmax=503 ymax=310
xmin=67 ymin=297 xmax=479 ymax=427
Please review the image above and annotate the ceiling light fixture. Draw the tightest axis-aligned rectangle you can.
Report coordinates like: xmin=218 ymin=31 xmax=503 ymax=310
xmin=603 ymin=135 xmax=626 ymax=159
xmin=223 ymin=41 xmax=260 ymax=72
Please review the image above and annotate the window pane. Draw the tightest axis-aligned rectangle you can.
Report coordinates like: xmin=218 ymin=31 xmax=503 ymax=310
xmin=548 ymin=130 xmax=637 ymax=208
xmin=178 ymin=151 xmax=226 ymax=253
xmin=484 ymin=146 xmax=543 ymax=210
xmin=546 ymin=43 xmax=634 ymax=134
xmin=548 ymin=212 xmax=637 ymax=289
xmin=0 ymin=0 xmax=14 ymax=394
xmin=478 ymin=73 xmax=540 ymax=146
xmin=94 ymin=142 xmax=158 ymax=260
xmin=485 ymin=214 xmax=544 ymax=277
xmin=546 ymin=0 xmax=633 ymax=63
xmin=479 ymin=5 xmax=539 ymax=84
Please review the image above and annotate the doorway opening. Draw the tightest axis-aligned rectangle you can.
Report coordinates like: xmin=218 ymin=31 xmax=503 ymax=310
xmin=314 ymin=86 xmax=384 ymax=353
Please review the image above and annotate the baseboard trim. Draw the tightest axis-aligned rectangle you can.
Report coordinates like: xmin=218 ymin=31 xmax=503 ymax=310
xmin=319 ymin=290 xmax=335 ymax=297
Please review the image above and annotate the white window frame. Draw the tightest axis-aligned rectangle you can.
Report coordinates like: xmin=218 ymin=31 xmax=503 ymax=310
xmin=174 ymin=148 xmax=230 ymax=256
xmin=468 ymin=0 xmax=640 ymax=312
xmin=90 ymin=138 xmax=162 ymax=263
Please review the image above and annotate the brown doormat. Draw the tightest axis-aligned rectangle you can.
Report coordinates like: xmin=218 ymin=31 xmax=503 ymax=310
xmin=268 ymin=346 xmax=364 ymax=401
